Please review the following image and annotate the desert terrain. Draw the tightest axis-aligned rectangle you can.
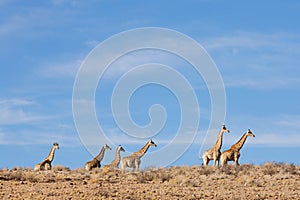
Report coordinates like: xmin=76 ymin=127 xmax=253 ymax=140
xmin=0 ymin=163 xmax=299 ymax=199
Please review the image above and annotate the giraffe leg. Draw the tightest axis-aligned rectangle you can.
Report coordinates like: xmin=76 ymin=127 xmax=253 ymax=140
xmin=134 ymin=158 xmax=140 ymax=172
xmin=235 ymin=159 xmax=240 ymax=166
xmin=202 ymin=155 xmax=209 ymax=166
xmin=34 ymin=163 xmax=41 ymax=171
xmin=213 ymin=158 xmax=217 ymax=166
xmin=120 ymin=163 xmax=125 ymax=172
xmin=120 ymin=159 xmax=124 ymax=170
xmin=234 ymin=152 xmax=240 ymax=166
xmin=220 ymin=158 xmax=226 ymax=167
xmin=96 ymin=161 xmax=101 ymax=168
xmin=220 ymin=153 xmax=227 ymax=167
xmin=213 ymin=154 xmax=219 ymax=167
xmin=44 ymin=163 xmax=51 ymax=170
xmin=85 ymin=161 xmax=93 ymax=171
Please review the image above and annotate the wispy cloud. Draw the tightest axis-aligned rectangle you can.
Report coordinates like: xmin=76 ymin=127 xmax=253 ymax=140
xmin=224 ymin=76 xmax=300 ymax=90
xmin=0 ymin=15 xmax=27 ymax=35
xmin=0 ymin=98 xmax=52 ymax=125
xmin=101 ymin=49 xmax=180 ymax=79
xmin=253 ymin=133 xmax=300 ymax=147
xmin=278 ymin=115 xmax=300 ymax=129
xmin=85 ymin=40 xmax=99 ymax=48
xmin=37 ymin=59 xmax=81 ymax=78
xmin=51 ymin=0 xmax=82 ymax=7
xmin=203 ymin=31 xmax=300 ymax=90
xmin=0 ymin=97 xmax=79 ymax=145
xmin=0 ymin=128 xmax=80 ymax=146
xmin=0 ymin=0 xmax=9 ymax=6
xmin=204 ymin=31 xmax=299 ymax=51
xmin=220 ymin=114 xmax=300 ymax=147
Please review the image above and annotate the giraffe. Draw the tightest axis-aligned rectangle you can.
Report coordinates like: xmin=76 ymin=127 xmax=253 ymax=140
xmin=84 ymin=144 xmax=112 ymax=171
xmin=220 ymin=129 xmax=255 ymax=166
xmin=120 ymin=139 xmax=157 ymax=171
xmin=103 ymin=145 xmax=125 ymax=171
xmin=202 ymin=125 xmax=230 ymax=166
xmin=34 ymin=143 xmax=59 ymax=171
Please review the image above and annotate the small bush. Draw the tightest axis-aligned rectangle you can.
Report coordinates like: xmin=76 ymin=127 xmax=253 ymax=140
xmin=8 ymin=171 xmax=23 ymax=181
xmin=53 ymin=165 xmax=70 ymax=172
xmin=199 ymin=166 xmax=215 ymax=176
xmin=262 ymin=162 xmax=279 ymax=176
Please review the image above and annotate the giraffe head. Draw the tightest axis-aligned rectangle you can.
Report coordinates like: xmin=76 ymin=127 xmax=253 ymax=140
xmin=222 ymin=125 xmax=230 ymax=134
xmin=246 ymin=129 xmax=255 ymax=137
xmin=148 ymin=139 xmax=157 ymax=147
xmin=104 ymin=144 xmax=112 ymax=150
xmin=53 ymin=142 xmax=59 ymax=149
xmin=117 ymin=145 xmax=125 ymax=152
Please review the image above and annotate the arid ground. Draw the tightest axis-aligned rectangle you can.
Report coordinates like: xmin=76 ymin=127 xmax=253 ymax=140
xmin=1 ymin=163 xmax=299 ymax=199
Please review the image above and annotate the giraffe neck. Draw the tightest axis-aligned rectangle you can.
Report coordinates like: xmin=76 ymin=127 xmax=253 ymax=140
xmin=231 ymin=132 xmax=249 ymax=151
xmin=132 ymin=142 xmax=150 ymax=158
xmin=111 ymin=148 xmax=122 ymax=165
xmin=95 ymin=146 xmax=106 ymax=162
xmin=45 ymin=146 xmax=57 ymax=162
xmin=212 ymin=129 xmax=225 ymax=151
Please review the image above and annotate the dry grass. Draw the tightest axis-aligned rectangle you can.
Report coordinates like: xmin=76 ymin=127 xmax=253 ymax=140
xmin=0 ymin=163 xmax=299 ymax=199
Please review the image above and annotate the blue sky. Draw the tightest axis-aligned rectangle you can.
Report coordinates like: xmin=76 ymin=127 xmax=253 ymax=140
xmin=0 ymin=0 xmax=300 ymax=169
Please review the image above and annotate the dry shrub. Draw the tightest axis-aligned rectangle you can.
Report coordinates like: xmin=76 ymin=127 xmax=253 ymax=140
xmin=262 ymin=162 xmax=279 ymax=175
xmin=0 ymin=167 xmax=9 ymax=171
xmin=236 ymin=174 xmax=263 ymax=187
xmin=0 ymin=167 xmax=41 ymax=182
xmin=277 ymin=163 xmax=298 ymax=175
xmin=199 ymin=166 xmax=215 ymax=176
xmin=136 ymin=168 xmax=172 ymax=183
xmin=26 ymin=173 xmax=39 ymax=183
xmin=159 ymin=172 xmax=172 ymax=182
xmin=7 ymin=170 xmax=23 ymax=181
xmin=260 ymin=162 xmax=299 ymax=176
xmin=99 ymin=170 xmax=123 ymax=183
xmin=11 ymin=166 xmax=22 ymax=171
xmin=155 ymin=169 xmax=172 ymax=182
xmin=91 ymin=167 xmax=102 ymax=174
xmin=137 ymin=171 xmax=155 ymax=183
xmin=43 ymin=173 xmax=56 ymax=183
xmin=71 ymin=167 xmax=86 ymax=174
xmin=239 ymin=163 xmax=255 ymax=171
xmin=220 ymin=165 xmax=237 ymax=175
xmin=168 ymin=174 xmax=197 ymax=187
xmin=52 ymin=165 xmax=70 ymax=172
xmin=237 ymin=164 xmax=256 ymax=176
xmin=126 ymin=172 xmax=139 ymax=182
xmin=1 ymin=167 xmax=24 ymax=181
xmin=23 ymin=167 xmax=33 ymax=172
xmin=177 ymin=165 xmax=189 ymax=175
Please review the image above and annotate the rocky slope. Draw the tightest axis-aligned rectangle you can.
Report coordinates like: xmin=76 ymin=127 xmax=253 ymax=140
xmin=1 ymin=163 xmax=299 ymax=199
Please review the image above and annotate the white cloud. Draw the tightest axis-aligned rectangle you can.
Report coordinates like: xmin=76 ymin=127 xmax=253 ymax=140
xmin=220 ymin=114 xmax=300 ymax=148
xmin=224 ymin=76 xmax=300 ymax=90
xmin=36 ymin=59 xmax=81 ymax=78
xmin=0 ymin=128 xmax=80 ymax=146
xmin=203 ymin=31 xmax=298 ymax=51
xmin=101 ymin=49 xmax=179 ymax=79
xmin=0 ymin=15 xmax=26 ymax=35
xmin=0 ymin=0 xmax=9 ymax=6
xmin=51 ymin=0 xmax=82 ymax=7
xmin=252 ymin=133 xmax=300 ymax=147
xmin=85 ymin=40 xmax=99 ymax=48
xmin=278 ymin=115 xmax=300 ymax=129
xmin=0 ymin=98 xmax=52 ymax=125
xmin=202 ymin=31 xmax=300 ymax=90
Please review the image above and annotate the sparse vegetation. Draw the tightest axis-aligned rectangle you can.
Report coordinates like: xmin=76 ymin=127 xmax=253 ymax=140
xmin=0 ymin=163 xmax=299 ymax=199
